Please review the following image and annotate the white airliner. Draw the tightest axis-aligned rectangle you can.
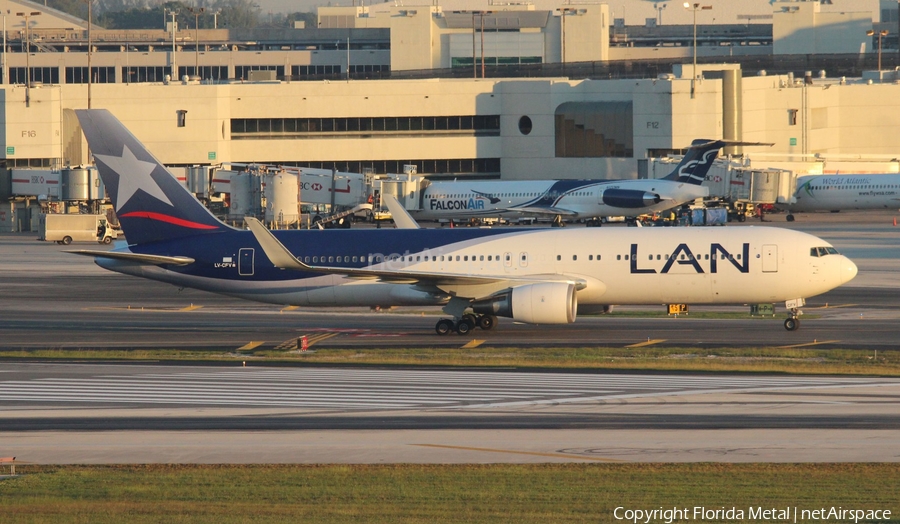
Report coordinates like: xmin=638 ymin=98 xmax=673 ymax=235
xmin=71 ymin=110 xmax=856 ymax=335
xmin=409 ymin=139 xmax=768 ymax=224
xmin=784 ymin=173 xmax=900 ymax=221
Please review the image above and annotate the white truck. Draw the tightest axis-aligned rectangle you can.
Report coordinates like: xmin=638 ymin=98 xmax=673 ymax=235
xmin=39 ymin=214 xmax=119 ymax=245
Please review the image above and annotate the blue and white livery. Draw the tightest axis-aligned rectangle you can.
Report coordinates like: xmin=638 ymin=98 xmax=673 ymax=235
xmin=412 ymin=139 xmax=755 ymax=223
xmin=70 ymin=110 xmax=856 ymax=334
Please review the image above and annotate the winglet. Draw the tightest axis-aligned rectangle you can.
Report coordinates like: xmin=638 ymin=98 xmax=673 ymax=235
xmin=244 ymin=217 xmax=309 ymax=270
xmin=381 ymin=194 xmax=420 ymax=229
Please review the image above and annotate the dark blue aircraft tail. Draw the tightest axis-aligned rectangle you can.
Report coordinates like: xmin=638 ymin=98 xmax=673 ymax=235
xmin=76 ymin=109 xmax=232 ymax=245
xmin=661 ymin=139 xmax=725 ymax=185
xmin=661 ymin=139 xmax=773 ymax=185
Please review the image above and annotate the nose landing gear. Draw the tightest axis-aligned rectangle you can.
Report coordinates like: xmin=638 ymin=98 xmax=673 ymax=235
xmin=784 ymin=307 xmax=802 ymax=331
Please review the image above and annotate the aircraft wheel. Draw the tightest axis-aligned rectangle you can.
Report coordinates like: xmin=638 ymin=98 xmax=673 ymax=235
xmin=62 ymin=236 xmax=73 ymax=245
xmin=784 ymin=318 xmax=800 ymax=331
xmin=786 ymin=214 xmax=795 ymax=222
xmin=455 ymin=318 xmax=474 ymax=335
xmin=477 ymin=315 xmax=497 ymax=330
xmin=101 ymin=236 xmax=112 ymax=244
xmin=435 ymin=319 xmax=454 ymax=336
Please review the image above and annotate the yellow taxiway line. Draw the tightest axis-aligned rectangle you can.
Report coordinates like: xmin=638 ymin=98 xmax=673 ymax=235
xmin=626 ymin=339 xmax=667 ymax=348
xmin=413 ymin=444 xmax=623 ymax=462
xmin=461 ymin=339 xmax=485 ymax=349
xmin=237 ymin=341 xmax=266 ymax=351
xmin=776 ymin=340 xmax=840 ymax=349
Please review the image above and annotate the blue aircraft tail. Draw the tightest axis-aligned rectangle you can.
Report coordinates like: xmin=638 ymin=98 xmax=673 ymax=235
xmin=76 ymin=109 xmax=231 ymax=245
xmin=661 ymin=139 xmax=726 ymax=185
xmin=661 ymin=139 xmax=773 ymax=185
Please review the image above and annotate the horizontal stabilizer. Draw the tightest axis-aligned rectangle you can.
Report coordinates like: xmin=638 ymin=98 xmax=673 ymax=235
xmin=687 ymin=140 xmax=774 ymax=150
xmin=505 ymin=206 xmax=579 ymax=217
xmin=66 ymin=250 xmax=195 ymax=266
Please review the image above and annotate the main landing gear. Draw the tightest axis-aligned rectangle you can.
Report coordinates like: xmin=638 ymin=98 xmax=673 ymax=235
xmin=435 ymin=314 xmax=498 ymax=335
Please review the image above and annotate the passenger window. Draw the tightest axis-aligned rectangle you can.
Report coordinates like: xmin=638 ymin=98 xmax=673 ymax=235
xmin=352 ymin=256 xmax=357 ymax=262
xmin=617 ymin=255 xmax=621 ymax=260
xmin=557 ymin=255 xmax=561 ymax=261
xmin=480 ymin=255 xmax=484 ymax=261
xmin=573 ymin=255 xmax=577 ymax=261
xmin=328 ymin=256 xmax=334 ymax=263
xmin=304 ymin=257 xmax=310 ymax=263
xmin=589 ymin=255 xmax=593 ymax=261
xmin=312 ymin=256 xmax=318 ymax=263
xmin=344 ymin=256 xmax=350 ymax=262
xmin=456 ymin=256 xmax=460 ymax=261
xmin=464 ymin=256 xmax=468 ymax=261
xmin=625 ymin=255 xmax=629 ymax=261
xmin=488 ymin=256 xmax=492 ymax=261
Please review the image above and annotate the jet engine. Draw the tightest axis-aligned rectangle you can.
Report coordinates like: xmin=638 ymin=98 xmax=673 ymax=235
xmin=601 ymin=188 xmax=662 ymax=209
xmin=471 ymin=282 xmax=577 ymax=324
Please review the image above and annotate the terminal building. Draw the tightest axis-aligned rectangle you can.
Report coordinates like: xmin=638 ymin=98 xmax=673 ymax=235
xmin=1 ymin=0 xmax=899 ymax=230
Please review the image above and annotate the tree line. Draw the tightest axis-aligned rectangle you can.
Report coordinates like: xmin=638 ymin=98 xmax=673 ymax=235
xmin=46 ymin=0 xmax=316 ymax=30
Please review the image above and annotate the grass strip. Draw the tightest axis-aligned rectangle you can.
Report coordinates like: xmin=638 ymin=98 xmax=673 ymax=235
xmin=1 ymin=464 xmax=897 ymax=524
xmin=1 ymin=347 xmax=898 ymax=376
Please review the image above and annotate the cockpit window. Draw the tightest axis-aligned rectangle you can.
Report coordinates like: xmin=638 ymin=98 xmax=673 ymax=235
xmin=810 ymin=246 xmax=840 ymax=257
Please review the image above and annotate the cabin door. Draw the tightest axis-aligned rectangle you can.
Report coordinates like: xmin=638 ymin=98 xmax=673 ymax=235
xmin=239 ymin=248 xmax=255 ymax=276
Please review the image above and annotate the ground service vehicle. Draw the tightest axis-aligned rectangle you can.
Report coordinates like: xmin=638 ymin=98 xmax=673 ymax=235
xmin=40 ymin=214 xmax=118 ymax=245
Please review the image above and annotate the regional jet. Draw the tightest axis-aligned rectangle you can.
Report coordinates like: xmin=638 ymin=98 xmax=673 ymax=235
xmin=410 ymin=139 xmax=768 ymax=225
xmin=783 ymin=173 xmax=900 ymax=221
xmin=70 ymin=110 xmax=856 ymax=334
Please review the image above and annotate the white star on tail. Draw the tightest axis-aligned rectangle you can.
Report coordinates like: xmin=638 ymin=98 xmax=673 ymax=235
xmin=94 ymin=145 xmax=172 ymax=211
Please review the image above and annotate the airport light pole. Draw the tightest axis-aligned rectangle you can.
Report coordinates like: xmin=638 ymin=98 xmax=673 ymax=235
xmin=165 ymin=8 xmax=177 ymax=80
xmin=188 ymin=6 xmax=204 ymax=79
xmin=867 ymin=29 xmax=889 ymax=72
xmin=654 ymin=2 xmax=666 ymax=25
xmin=16 ymin=10 xmax=40 ymax=108
xmin=86 ymin=0 xmax=91 ymax=108
xmin=557 ymin=7 xmax=576 ymax=75
xmin=683 ymin=2 xmax=711 ymax=99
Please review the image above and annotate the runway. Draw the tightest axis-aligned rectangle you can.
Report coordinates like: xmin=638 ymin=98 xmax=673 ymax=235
xmin=2 ymin=362 xmax=900 ymax=463
xmin=1 ymin=211 xmax=899 ymax=463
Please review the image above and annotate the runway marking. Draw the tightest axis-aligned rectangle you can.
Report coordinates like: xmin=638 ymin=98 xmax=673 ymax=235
xmin=808 ymin=303 xmax=857 ymax=310
xmin=237 ymin=341 xmax=265 ymax=351
xmin=4 ymin=368 xmax=897 ymax=410
xmin=461 ymin=340 xmax=485 ymax=349
xmin=281 ymin=306 xmax=299 ymax=312
xmin=776 ymin=340 xmax=841 ymax=349
xmin=412 ymin=444 xmax=623 ymax=462
xmin=84 ymin=306 xmax=202 ymax=312
xmin=626 ymin=339 xmax=667 ymax=348
xmin=275 ymin=333 xmax=341 ymax=351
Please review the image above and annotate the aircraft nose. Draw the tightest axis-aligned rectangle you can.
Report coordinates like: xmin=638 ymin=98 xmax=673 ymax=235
xmin=841 ymin=256 xmax=858 ymax=284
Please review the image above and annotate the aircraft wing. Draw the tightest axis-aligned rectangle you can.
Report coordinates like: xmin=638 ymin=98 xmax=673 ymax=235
xmin=245 ymin=217 xmax=586 ymax=290
xmin=503 ymin=206 xmax=579 ymax=217
xmin=66 ymin=250 xmax=196 ymax=266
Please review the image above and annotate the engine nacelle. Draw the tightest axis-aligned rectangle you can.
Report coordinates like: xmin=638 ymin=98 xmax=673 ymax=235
xmin=471 ymin=282 xmax=577 ymax=324
xmin=601 ymin=188 xmax=661 ymax=209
